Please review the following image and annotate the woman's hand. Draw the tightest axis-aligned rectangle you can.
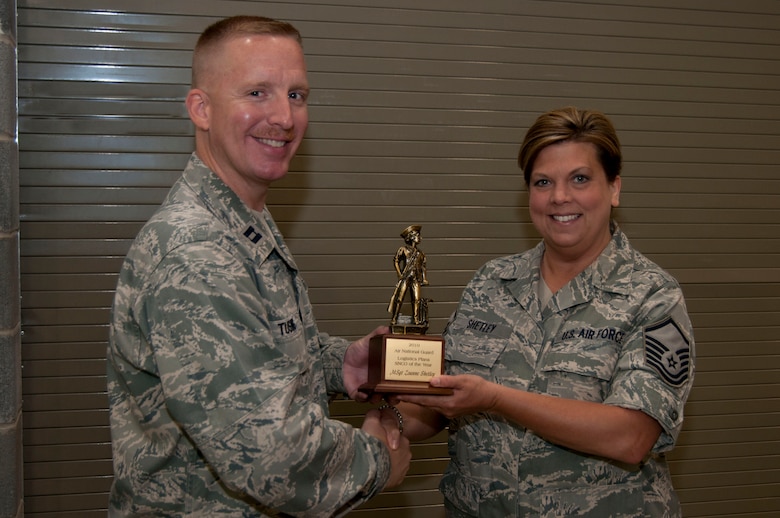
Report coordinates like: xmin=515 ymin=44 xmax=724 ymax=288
xmin=400 ymin=373 xmax=662 ymax=465
xmin=394 ymin=374 xmax=499 ymax=418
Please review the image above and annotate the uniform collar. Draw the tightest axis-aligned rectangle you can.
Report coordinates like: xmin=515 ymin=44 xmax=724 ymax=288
xmin=181 ymin=153 xmax=299 ymax=270
xmin=500 ymin=222 xmax=634 ymax=313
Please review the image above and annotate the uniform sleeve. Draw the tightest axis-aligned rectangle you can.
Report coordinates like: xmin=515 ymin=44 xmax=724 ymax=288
xmin=604 ymin=280 xmax=696 ymax=453
xmin=140 ymin=242 xmax=389 ymax=515
xmin=319 ymin=332 xmax=350 ymax=395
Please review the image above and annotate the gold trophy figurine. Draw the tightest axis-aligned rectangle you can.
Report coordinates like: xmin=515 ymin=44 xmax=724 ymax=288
xmin=388 ymin=225 xmax=430 ymax=334
xmin=360 ymin=225 xmax=451 ymax=395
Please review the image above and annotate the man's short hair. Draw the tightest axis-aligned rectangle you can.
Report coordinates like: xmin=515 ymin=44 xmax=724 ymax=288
xmin=191 ymin=15 xmax=302 ymax=88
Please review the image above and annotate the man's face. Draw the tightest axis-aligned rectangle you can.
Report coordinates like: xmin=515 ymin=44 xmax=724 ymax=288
xmin=193 ymin=34 xmax=309 ymax=199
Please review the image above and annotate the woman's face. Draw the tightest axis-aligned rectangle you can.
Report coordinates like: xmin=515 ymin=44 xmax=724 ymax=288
xmin=528 ymin=140 xmax=621 ymax=263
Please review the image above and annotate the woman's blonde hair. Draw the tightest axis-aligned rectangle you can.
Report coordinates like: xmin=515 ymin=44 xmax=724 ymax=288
xmin=517 ymin=106 xmax=622 ymax=185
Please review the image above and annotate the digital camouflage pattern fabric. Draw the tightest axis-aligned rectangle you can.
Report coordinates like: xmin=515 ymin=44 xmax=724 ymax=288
xmin=107 ymin=153 xmax=390 ymax=517
xmin=440 ymin=226 xmax=695 ymax=517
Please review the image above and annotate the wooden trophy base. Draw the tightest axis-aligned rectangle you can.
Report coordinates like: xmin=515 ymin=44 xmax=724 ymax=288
xmin=359 ymin=333 xmax=453 ymax=396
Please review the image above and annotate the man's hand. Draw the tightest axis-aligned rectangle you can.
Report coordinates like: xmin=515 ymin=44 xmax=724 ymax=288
xmin=377 ymin=405 xmax=404 ymax=450
xmin=362 ymin=409 xmax=411 ymax=489
xmin=343 ymin=326 xmax=389 ymax=402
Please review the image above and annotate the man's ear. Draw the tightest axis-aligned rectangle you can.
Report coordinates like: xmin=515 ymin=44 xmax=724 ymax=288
xmin=186 ymin=88 xmax=210 ymax=131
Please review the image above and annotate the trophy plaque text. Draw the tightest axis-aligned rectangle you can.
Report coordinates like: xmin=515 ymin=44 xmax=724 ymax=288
xmin=360 ymin=225 xmax=452 ymax=395
xmin=363 ymin=334 xmax=451 ymax=394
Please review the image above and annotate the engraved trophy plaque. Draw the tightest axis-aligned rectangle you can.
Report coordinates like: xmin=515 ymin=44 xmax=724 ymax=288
xmin=361 ymin=225 xmax=452 ymax=395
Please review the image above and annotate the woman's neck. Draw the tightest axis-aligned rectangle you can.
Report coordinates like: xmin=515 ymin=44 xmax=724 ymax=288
xmin=541 ymin=244 xmax=605 ymax=293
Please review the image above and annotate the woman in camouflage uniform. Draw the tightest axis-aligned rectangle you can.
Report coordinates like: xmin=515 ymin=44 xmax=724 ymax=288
xmin=396 ymin=107 xmax=695 ymax=517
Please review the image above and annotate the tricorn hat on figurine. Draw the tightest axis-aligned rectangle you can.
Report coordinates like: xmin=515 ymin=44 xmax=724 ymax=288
xmin=400 ymin=225 xmax=421 ymax=238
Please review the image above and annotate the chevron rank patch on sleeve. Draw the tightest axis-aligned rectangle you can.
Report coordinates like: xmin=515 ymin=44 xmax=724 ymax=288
xmin=644 ymin=316 xmax=692 ymax=387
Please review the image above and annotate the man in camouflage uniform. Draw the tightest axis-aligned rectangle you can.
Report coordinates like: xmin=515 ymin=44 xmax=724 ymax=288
xmin=107 ymin=16 xmax=409 ymax=517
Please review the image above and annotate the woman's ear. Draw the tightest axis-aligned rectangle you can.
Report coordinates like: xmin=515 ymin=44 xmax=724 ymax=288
xmin=185 ymin=88 xmax=210 ymax=131
xmin=611 ymin=175 xmax=622 ymax=208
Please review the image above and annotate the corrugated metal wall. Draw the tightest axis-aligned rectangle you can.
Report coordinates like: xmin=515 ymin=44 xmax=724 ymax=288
xmin=17 ymin=0 xmax=780 ymax=516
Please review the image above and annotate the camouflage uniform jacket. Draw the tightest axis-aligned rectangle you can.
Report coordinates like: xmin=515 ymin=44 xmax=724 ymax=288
xmin=107 ymin=153 xmax=390 ymax=517
xmin=440 ymin=226 xmax=695 ymax=517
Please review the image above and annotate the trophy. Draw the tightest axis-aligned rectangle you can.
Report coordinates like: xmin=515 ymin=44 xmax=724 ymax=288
xmin=360 ymin=225 xmax=452 ymax=395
